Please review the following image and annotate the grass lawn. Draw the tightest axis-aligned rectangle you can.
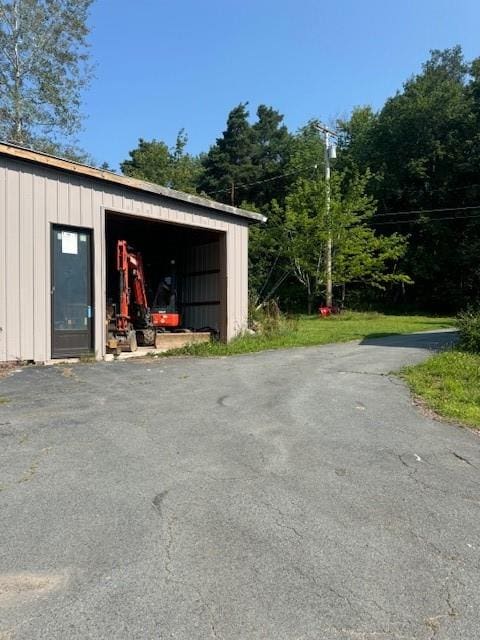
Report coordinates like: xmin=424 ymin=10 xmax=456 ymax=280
xmin=163 ymin=311 xmax=455 ymax=357
xmin=402 ymin=350 xmax=480 ymax=429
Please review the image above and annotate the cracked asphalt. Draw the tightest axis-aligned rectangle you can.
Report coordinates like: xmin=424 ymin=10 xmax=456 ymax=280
xmin=1 ymin=328 xmax=480 ymax=639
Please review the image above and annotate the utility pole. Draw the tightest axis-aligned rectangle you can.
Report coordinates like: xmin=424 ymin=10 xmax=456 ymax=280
xmin=313 ymin=122 xmax=337 ymax=308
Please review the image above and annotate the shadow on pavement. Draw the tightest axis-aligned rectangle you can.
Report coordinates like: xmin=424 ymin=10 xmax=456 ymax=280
xmin=360 ymin=329 xmax=458 ymax=350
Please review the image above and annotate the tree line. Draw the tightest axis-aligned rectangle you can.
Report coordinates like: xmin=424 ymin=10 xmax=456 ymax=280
xmin=121 ymin=47 xmax=480 ymax=312
xmin=0 ymin=3 xmax=477 ymax=312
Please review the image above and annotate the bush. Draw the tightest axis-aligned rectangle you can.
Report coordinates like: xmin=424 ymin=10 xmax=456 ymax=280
xmin=457 ymin=309 xmax=480 ymax=353
xmin=249 ymin=300 xmax=298 ymax=337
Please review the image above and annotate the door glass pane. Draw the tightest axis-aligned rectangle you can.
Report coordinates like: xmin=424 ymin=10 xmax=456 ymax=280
xmin=53 ymin=231 xmax=90 ymax=331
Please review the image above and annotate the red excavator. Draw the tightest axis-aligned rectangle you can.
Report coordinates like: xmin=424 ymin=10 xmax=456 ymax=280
xmin=107 ymin=239 xmax=180 ymax=352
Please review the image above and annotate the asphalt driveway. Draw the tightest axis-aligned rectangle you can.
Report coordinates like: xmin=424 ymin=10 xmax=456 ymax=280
xmin=1 ymin=329 xmax=479 ymax=640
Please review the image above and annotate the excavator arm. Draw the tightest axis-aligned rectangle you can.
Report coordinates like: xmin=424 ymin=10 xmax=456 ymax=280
xmin=111 ymin=239 xmax=180 ymax=351
xmin=116 ymin=239 xmax=150 ymax=324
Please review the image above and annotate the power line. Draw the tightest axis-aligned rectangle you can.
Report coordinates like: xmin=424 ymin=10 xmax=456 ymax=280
xmin=372 ymin=212 xmax=480 ymax=226
xmin=372 ymin=203 xmax=480 ymax=218
xmin=204 ymin=165 xmax=317 ymax=198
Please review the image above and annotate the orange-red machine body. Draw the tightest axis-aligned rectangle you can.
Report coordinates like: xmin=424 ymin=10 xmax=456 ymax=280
xmin=109 ymin=240 xmax=180 ymax=351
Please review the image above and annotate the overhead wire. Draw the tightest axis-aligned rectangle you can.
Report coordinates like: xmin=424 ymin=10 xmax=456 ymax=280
xmin=371 ymin=212 xmax=480 ymax=226
xmin=202 ymin=165 xmax=319 ymax=198
xmin=199 ymin=157 xmax=480 ymax=224
xmin=371 ymin=203 xmax=480 ymax=218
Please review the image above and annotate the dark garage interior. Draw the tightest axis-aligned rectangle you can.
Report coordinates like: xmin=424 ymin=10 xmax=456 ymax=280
xmin=105 ymin=212 xmax=226 ymax=343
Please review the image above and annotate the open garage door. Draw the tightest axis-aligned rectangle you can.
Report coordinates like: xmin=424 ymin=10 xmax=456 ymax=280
xmin=105 ymin=212 xmax=227 ymax=349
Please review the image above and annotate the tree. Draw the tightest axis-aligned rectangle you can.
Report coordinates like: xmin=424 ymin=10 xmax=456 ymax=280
xmin=249 ymin=105 xmax=294 ymax=206
xmin=199 ymin=103 xmax=256 ymax=205
xmin=248 ymin=200 xmax=290 ymax=305
xmin=247 ymin=122 xmax=327 ymax=309
xmin=121 ymin=138 xmax=172 ymax=185
xmin=0 ymin=0 xmax=93 ymax=149
xmin=338 ymin=47 xmax=480 ymax=310
xmin=285 ymin=172 xmax=410 ymax=313
xmin=120 ymin=131 xmax=202 ymax=193
xmin=168 ymin=129 xmax=203 ymax=192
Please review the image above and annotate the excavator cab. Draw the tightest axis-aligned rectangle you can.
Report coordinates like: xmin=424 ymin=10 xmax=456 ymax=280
xmin=151 ymin=261 xmax=181 ymax=330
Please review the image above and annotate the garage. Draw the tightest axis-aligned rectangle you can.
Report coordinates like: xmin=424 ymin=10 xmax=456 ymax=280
xmin=104 ymin=212 xmax=227 ymax=352
xmin=0 ymin=143 xmax=265 ymax=364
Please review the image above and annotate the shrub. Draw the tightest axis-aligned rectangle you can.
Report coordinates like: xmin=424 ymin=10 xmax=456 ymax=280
xmin=457 ymin=309 xmax=480 ymax=353
xmin=249 ymin=300 xmax=298 ymax=337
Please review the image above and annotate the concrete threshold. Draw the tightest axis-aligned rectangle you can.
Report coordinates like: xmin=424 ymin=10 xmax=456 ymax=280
xmin=106 ymin=332 xmax=211 ymax=361
xmin=45 ymin=333 xmax=212 ymax=364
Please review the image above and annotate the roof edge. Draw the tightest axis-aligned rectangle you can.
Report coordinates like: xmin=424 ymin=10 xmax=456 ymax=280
xmin=0 ymin=142 xmax=267 ymax=224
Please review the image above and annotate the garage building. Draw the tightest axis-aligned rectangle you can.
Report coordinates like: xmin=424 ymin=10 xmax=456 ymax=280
xmin=0 ymin=143 xmax=265 ymax=363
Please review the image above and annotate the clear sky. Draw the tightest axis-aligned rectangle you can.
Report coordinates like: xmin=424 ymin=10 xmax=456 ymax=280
xmin=78 ymin=0 xmax=480 ymax=169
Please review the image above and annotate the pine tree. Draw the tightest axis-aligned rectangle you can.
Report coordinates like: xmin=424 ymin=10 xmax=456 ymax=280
xmin=250 ymin=105 xmax=294 ymax=206
xmin=199 ymin=103 xmax=256 ymax=206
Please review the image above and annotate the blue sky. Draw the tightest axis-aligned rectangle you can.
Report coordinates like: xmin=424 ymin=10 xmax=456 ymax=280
xmin=79 ymin=0 xmax=480 ymax=169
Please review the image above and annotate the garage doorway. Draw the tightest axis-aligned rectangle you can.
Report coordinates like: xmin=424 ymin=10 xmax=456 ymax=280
xmin=51 ymin=225 xmax=93 ymax=358
xmin=105 ymin=212 xmax=227 ymax=344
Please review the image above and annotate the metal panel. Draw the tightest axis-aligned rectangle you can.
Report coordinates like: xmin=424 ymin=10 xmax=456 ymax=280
xmin=182 ymin=305 xmax=220 ymax=331
xmin=1 ymin=157 xmax=251 ymax=362
xmin=33 ymin=171 xmax=46 ymax=362
xmin=68 ymin=180 xmax=81 ymax=226
xmin=180 ymin=241 xmax=221 ymax=332
xmin=0 ymin=159 xmax=6 ymax=361
xmin=19 ymin=169 xmax=34 ymax=359
xmin=226 ymin=223 xmax=249 ymax=339
xmin=80 ymin=185 xmax=93 ymax=227
xmin=93 ymin=190 xmax=105 ymax=359
xmin=5 ymin=166 xmax=20 ymax=360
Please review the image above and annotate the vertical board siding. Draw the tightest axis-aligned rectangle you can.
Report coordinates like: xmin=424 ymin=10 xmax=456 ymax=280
xmin=0 ymin=160 xmax=6 ymax=360
xmin=182 ymin=306 xmax=219 ymax=331
xmin=80 ymin=185 xmax=93 ymax=227
xmin=226 ymin=223 xmax=248 ymax=339
xmin=33 ymin=172 xmax=46 ymax=362
xmin=226 ymin=227 xmax=238 ymax=339
xmin=93 ymin=190 xmax=104 ymax=359
xmin=1 ymin=158 xmax=249 ymax=362
xmin=180 ymin=242 xmax=221 ymax=332
xmin=19 ymin=169 xmax=34 ymax=359
xmin=44 ymin=175 xmax=58 ymax=359
xmin=5 ymin=166 xmax=20 ymax=360
xmin=58 ymin=178 xmax=69 ymax=225
xmin=68 ymin=180 xmax=81 ymax=226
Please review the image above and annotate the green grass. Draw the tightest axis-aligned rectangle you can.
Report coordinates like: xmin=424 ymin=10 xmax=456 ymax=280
xmin=162 ymin=311 xmax=455 ymax=357
xmin=0 ymin=396 xmax=9 ymax=404
xmin=402 ymin=350 xmax=480 ymax=429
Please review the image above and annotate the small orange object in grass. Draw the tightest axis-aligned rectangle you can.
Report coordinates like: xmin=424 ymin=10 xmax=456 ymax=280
xmin=318 ymin=305 xmax=341 ymax=317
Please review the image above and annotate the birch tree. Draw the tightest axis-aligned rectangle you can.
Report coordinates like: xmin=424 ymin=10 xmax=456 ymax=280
xmin=0 ymin=0 xmax=93 ymax=148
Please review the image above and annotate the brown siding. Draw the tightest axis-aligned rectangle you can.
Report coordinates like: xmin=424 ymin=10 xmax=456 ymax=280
xmin=0 ymin=157 xmax=249 ymax=362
